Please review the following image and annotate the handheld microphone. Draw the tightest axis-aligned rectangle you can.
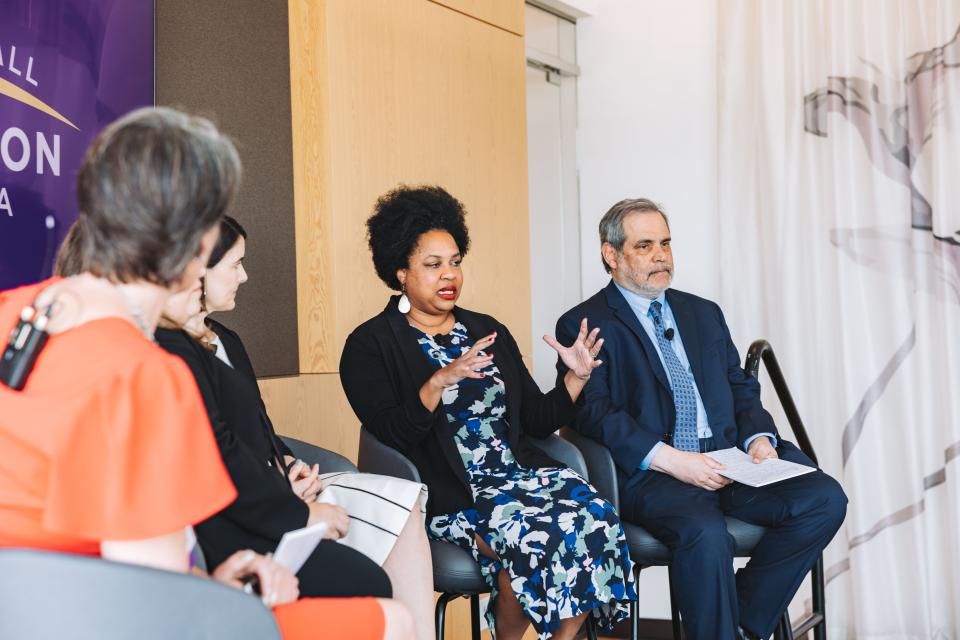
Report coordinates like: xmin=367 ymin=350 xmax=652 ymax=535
xmin=664 ymin=328 xmax=675 ymax=341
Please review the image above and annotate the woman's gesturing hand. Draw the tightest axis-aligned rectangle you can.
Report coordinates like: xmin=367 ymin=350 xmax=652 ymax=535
xmin=543 ymin=318 xmax=603 ymax=381
xmin=419 ymin=332 xmax=497 ymax=412
xmin=429 ymin=332 xmax=497 ymax=389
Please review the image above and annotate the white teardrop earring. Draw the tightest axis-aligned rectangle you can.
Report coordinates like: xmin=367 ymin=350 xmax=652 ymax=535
xmin=398 ymin=284 xmax=411 ymax=314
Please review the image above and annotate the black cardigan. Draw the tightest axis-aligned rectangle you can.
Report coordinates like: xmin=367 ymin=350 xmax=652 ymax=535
xmin=339 ymin=297 xmax=579 ymax=518
xmin=156 ymin=327 xmax=306 ymax=569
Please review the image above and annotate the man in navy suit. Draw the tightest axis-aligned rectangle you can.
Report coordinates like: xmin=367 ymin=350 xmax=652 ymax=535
xmin=556 ymin=198 xmax=847 ymax=640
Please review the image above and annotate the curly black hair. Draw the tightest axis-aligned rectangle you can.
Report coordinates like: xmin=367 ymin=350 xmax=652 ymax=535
xmin=366 ymin=185 xmax=471 ymax=291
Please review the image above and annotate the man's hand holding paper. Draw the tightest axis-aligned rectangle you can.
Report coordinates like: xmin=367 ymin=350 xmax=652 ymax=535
xmin=705 ymin=446 xmax=815 ymax=488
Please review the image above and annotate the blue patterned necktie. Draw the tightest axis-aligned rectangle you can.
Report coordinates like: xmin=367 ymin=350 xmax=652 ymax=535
xmin=648 ymin=301 xmax=700 ymax=452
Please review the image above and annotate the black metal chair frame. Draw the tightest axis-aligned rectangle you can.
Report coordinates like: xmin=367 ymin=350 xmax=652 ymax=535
xmin=745 ymin=339 xmax=827 ymax=640
xmin=562 ymin=339 xmax=827 ymax=640
xmin=433 ymin=590 xmax=484 ymax=640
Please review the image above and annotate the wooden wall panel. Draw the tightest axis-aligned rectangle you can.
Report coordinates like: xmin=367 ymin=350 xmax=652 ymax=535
xmin=288 ymin=0 xmax=530 ymax=375
xmin=288 ymin=0 xmax=337 ymax=374
xmin=282 ymin=0 xmax=530 ymax=424
xmin=429 ymin=0 xmax=525 ymax=35
xmin=259 ymin=374 xmax=360 ymax=462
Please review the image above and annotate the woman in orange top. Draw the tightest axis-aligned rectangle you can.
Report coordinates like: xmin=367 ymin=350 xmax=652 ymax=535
xmin=0 ymin=107 xmax=407 ymax=640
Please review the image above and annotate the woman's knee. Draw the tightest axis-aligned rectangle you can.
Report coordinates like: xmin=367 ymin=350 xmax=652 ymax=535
xmin=377 ymin=599 xmax=414 ymax=640
xmin=404 ymin=509 xmax=426 ymax=531
xmin=360 ymin=560 xmax=393 ymax=599
xmin=299 ymin=541 xmax=393 ymax=598
xmin=401 ymin=511 xmax=429 ymax=549
xmin=473 ymin=533 xmax=499 ymax=561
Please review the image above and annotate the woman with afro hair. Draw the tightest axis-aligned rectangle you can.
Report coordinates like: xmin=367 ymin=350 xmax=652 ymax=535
xmin=340 ymin=185 xmax=637 ymax=640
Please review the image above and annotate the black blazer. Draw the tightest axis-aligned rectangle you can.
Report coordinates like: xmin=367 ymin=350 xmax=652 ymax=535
xmin=207 ymin=319 xmax=294 ymax=464
xmin=339 ymin=297 xmax=579 ymax=518
xmin=156 ymin=327 xmax=307 ymax=569
xmin=208 ymin=320 xmax=259 ymax=381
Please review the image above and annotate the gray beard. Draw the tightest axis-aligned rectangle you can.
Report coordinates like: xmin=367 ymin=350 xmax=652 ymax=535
xmin=612 ymin=266 xmax=674 ymax=299
xmin=634 ymin=269 xmax=673 ymax=299
xmin=634 ymin=285 xmax=663 ymax=299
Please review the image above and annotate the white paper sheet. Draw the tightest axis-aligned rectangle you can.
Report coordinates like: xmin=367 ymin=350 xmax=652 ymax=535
xmin=704 ymin=447 xmax=815 ymax=487
xmin=272 ymin=521 xmax=329 ymax=574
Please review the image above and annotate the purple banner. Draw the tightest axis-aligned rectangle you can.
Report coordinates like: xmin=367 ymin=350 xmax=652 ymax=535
xmin=0 ymin=0 xmax=154 ymax=289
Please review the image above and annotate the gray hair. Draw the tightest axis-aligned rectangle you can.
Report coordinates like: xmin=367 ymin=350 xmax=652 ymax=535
xmin=76 ymin=106 xmax=241 ymax=286
xmin=53 ymin=220 xmax=85 ymax=277
xmin=598 ymin=198 xmax=669 ymax=273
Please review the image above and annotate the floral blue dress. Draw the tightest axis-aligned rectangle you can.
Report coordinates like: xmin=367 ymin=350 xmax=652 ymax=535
xmin=414 ymin=322 xmax=636 ymax=638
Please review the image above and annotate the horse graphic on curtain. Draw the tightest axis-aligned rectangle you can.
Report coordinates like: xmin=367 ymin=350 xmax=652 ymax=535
xmin=718 ymin=4 xmax=960 ymax=635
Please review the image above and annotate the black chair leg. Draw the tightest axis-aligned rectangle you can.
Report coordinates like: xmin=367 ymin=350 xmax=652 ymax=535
xmin=585 ymin=614 xmax=599 ymax=640
xmin=470 ymin=594 xmax=481 ymax=640
xmin=435 ymin=592 xmax=457 ymax=640
xmin=668 ymin=570 xmax=682 ymax=640
xmin=776 ymin=611 xmax=794 ymax=640
xmin=629 ymin=565 xmax=642 ymax=640
xmin=812 ymin=555 xmax=826 ymax=640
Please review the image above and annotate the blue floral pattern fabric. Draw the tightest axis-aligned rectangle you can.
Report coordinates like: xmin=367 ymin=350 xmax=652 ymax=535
xmin=414 ymin=322 xmax=636 ymax=638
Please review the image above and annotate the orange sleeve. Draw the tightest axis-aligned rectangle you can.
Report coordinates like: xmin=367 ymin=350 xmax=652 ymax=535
xmin=273 ymin=598 xmax=384 ymax=640
xmin=43 ymin=351 xmax=237 ymax=541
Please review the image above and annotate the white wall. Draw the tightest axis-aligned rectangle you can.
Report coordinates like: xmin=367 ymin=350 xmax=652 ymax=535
xmin=576 ymin=0 xmax=719 ymax=302
xmin=573 ymin=0 xmax=721 ymax=620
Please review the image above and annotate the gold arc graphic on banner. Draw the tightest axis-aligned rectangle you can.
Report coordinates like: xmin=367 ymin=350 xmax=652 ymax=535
xmin=0 ymin=77 xmax=80 ymax=131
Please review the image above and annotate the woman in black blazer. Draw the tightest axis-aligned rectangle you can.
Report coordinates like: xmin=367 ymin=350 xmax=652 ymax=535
xmin=156 ymin=303 xmax=392 ymax=601
xmin=156 ymin=217 xmax=440 ymax=640
xmin=340 ymin=186 xmax=637 ymax=640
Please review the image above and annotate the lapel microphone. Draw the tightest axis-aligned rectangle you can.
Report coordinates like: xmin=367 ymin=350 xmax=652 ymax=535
xmin=1 ymin=303 xmax=54 ymax=391
xmin=664 ymin=328 xmax=675 ymax=341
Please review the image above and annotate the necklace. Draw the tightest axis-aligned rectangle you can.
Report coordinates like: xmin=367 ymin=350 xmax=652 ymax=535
xmin=113 ymin=286 xmax=155 ymax=341
xmin=407 ymin=313 xmax=454 ymax=336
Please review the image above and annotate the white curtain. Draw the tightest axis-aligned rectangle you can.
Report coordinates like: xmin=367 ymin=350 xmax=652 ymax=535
xmin=717 ymin=2 xmax=960 ymax=637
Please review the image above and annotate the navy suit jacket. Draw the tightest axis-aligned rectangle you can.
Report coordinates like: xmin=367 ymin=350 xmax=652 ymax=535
xmin=556 ymin=281 xmax=777 ymax=491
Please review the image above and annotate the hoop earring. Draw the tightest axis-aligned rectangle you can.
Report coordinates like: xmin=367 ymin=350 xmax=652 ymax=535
xmin=397 ymin=283 xmax=411 ymax=314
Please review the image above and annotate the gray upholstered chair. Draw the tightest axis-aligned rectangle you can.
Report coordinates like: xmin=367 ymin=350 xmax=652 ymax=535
xmin=0 ymin=549 xmax=280 ymax=640
xmin=279 ymin=435 xmax=358 ymax=473
xmin=358 ymin=428 xmax=599 ymax=640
